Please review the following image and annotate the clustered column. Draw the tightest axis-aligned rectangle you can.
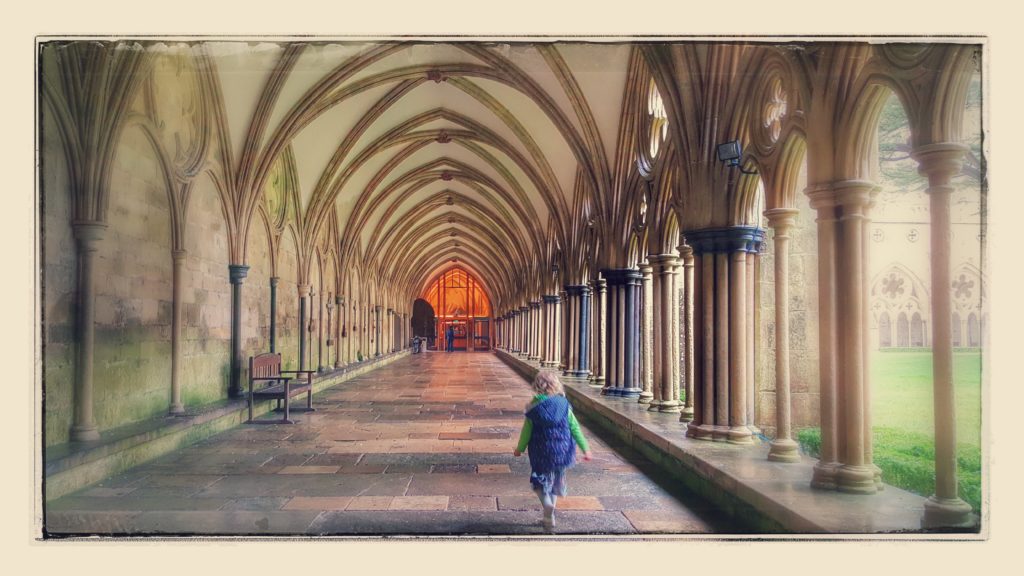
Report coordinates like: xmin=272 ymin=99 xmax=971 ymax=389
xmin=679 ymin=245 xmax=695 ymax=422
xmin=638 ymin=263 xmax=654 ymax=404
xmin=169 ymin=249 xmax=186 ymax=415
xmin=589 ymin=278 xmax=607 ymax=387
xmin=561 ymin=285 xmax=590 ymax=377
xmin=648 ymin=254 xmax=681 ymax=412
xmin=529 ymin=300 xmax=542 ymax=360
xmin=684 ymin=228 xmax=762 ymax=443
xmin=601 ymin=269 xmax=642 ymax=397
xmin=541 ymin=294 xmax=560 ymax=367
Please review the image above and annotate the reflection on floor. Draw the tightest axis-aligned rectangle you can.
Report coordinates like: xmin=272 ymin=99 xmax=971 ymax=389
xmin=46 ymin=352 xmax=736 ymax=536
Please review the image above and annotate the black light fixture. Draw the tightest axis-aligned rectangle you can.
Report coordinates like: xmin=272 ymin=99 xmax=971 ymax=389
xmin=716 ymin=140 xmax=758 ymax=175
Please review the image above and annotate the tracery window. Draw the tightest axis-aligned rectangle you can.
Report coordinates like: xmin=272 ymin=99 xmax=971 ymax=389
xmin=647 ymin=79 xmax=668 ymax=160
xmin=762 ymin=78 xmax=788 ymax=143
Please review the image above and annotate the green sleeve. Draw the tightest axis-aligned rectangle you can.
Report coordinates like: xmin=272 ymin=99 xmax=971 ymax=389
xmin=516 ymin=417 xmax=533 ymax=452
xmin=568 ymin=410 xmax=589 ymax=452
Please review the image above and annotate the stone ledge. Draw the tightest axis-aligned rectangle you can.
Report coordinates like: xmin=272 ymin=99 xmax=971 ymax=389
xmin=495 ymin=349 xmax=979 ymax=535
xmin=44 ymin=350 xmax=410 ymax=501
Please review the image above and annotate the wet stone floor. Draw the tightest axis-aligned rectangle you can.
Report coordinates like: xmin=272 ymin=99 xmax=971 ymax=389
xmin=47 ymin=352 xmax=738 ymax=536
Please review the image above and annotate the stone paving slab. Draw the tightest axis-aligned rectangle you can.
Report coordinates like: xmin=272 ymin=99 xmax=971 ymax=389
xmin=45 ymin=353 xmax=730 ymax=536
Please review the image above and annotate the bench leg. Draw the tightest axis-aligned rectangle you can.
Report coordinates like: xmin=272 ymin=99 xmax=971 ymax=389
xmin=282 ymin=382 xmax=294 ymax=424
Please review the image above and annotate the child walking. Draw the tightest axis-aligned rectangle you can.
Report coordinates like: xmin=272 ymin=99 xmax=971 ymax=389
xmin=513 ymin=371 xmax=591 ymax=530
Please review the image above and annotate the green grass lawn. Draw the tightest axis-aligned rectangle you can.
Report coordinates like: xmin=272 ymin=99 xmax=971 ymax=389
xmin=796 ymin=349 xmax=984 ymax=512
xmin=870 ymin=350 xmax=982 ymax=447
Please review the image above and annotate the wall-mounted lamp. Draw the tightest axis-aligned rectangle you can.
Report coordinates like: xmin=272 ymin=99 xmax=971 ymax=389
xmin=716 ymin=140 xmax=758 ymax=175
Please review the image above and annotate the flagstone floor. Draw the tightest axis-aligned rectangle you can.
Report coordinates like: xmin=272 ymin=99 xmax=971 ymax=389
xmin=46 ymin=352 xmax=738 ymax=536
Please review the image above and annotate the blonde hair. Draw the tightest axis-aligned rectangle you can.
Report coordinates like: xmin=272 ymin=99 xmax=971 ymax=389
xmin=532 ymin=371 xmax=564 ymax=396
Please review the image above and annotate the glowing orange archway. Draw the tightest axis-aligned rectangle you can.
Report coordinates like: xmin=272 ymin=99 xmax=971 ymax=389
xmin=422 ymin=267 xmax=492 ymax=351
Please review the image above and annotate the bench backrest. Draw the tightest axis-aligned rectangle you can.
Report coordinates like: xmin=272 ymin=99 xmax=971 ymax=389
xmin=250 ymin=353 xmax=283 ymax=380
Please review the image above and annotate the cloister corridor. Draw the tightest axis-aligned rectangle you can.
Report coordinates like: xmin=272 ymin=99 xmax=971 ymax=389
xmin=46 ymin=353 xmax=731 ymax=536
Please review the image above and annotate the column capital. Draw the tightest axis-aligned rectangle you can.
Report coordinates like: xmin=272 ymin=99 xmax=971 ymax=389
xmin=374 ymin=305 xmax=383 ymax=312
xmin=171 ymin=248 xmax=188 ymax=262
xmin=833 ymin=179 xmax=879 ymax=211
xmin=676 ymin=243 xmax=694 ymax=258
xmin=542 ymin=294 xmax=560 ymax=303
xmin=530 ymin=300 xmax=541 ymax=309
xmin=764 ymin=207 xmax=801 ymax=230
xmin=804 ymin=182 xmax=838 ymax=211
xmin=297 ymin=283 xmax=311 ymax=296
xmin=519 ymin=305 xmax=530 ymax=312
xmin=912 ymin=142 xmax=968 ymax=186
xmin=684 ymin=227 xmax=765 ymax=255
xmin=228 ymin=264 xmax=250 ymax=284
xmin=72 ymin=220 xmax=108 ymax=246
xmin=638 ymin=262 xmax=654 ymax=276
xmin=269 ymin=276 xmax=280 ymax=287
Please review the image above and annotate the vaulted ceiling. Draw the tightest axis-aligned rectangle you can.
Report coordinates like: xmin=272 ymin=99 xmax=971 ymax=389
xmin=201 ymin=41 xmax=633 ymax=309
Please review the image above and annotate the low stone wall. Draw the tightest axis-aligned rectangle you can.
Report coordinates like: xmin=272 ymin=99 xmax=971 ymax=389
xmin=495 ymin=349 xmax=945 ymax=535
xmin=44 ymin=350 xmax=410 ymax=501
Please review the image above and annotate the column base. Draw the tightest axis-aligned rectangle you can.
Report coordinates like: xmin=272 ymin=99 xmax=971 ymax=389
xmin=587 ymin=376 xmax=604 ymax=388
xmin=70 ymin=424 xmax=100 ymax=442
xmin=767 ymin=438 xmax=801 ymax=463
xmin=638 ymin=393 xmax=654 ymax=404
xmin=687 ymin=422 xmax=713 ymax=440
xmin=528 ymin=355 xmax=541 ymax=361
xmin=811 ymin=460 xmax=841 ymax=490
xmin=837 ymin=464 xmax=878 ymax=495
xmin=646 ymin=399 xmax=662 ymax=410
xmin=168 ymin=403 xmax=185 ymax=416
xmin=711 ymin=425 xmax=731 ymax=442
xmin=679 ymin=407 xmax=694 ymax=422
xmin=618 ymin=387 xmax=642 ymax=399
xmin=570 ymin=370 xmax=590 ymax=378
xmin=658 ymin=400 xmax=682 ymax=414
xmin=921 ymin=495 xmax=976 ymax=529
xmin=727 ymin=426 xmax=754 ymax=444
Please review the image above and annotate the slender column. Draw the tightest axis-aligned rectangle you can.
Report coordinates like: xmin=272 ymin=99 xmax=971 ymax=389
xmin=808 ymin=185 xmax=841 ymax=490
xmin=647 ymin=257 xmax=668 ymax=409
xmin=540 ymin=298 xmax=549 ymax=363
xmin=746 ymin=247 xmax=757 ymax=433
xmin=603 ymin=280 xmax=619 ymax=394
xmin=616 ymin=278 xmax=627 ymax=393
xmin=688 ymin=251 xmax=714 ymax=440
xmin=622 ymin=270 xmax=642 ymax=397
xmin=334 ymin=295 xmax=343 ymax=367
xmin=915 ymin=143 xmax=975 ymax=527
xmin=714 ymin=253 xmax=730 ymax=440
xmin=767 ymin=209 xmax=801 ymax=462
xmin=297 ymin=284 xmax=310 ymax=370
xmin=374 ymin=305 xmax=382 ymax=357
xmin=229 ymin=264 xmax=250 ymax=398
xmin=317 ymin=289 xmax=325 ymax=371
xmin=530 ymin=301 xmax=542 ymax=360
xmin=680 ymin=246 xmax=696 ymax=422
xmin=592 ymin=279 xmax=607 ymax=385
xmin=728 ymin=247 xmax=752 ymax=444
xmin=70 ymin=221 xmax=107 ymax=441
xmin=169 ymin=249 xmax=186 ymax=415
xmin=577 ymin=286 xmax=591 ymax=377
xmin=269 ymin=277 xmax=279 ymax=353
xmin=664 ymin=256 xmax=682 ymax=412
xmin=639 ymin=263 xmax=655 ymax=404
xmin=835 ymin=180 xmax=876 ymax=494
xmin=566 ymin=292 xmax=578 ymax=374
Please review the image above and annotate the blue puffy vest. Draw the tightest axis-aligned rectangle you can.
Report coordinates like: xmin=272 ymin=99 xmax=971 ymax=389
xmin=525 ymin=395 xmax=576 ymax=473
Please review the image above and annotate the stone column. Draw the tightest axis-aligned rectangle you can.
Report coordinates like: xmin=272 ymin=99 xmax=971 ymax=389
xmin=766 ymin=209 xmax=801 ymax=462
xmin=334 ymin=295 xmax=343 ymax=367
xmin=229 ymin=264 xmax=250 ymax=398
xmin=374 ymin=305 xmax=382 ymax=357
xmin=317 ymin=290 xmax=325 ymax=371
xmin=298 ymin=284 xmax=310 ymax=371
xmin=647 ymin=257 xmax=667 ymax=409
xmin=530 ymin=301 xmax=541 ymax=360
xmin=169 ymin=249 xmax=186 ymax=415
xmin=834 ymin=180 xmax=877 ymax=494
xmin=807 ymin=185 xmax=841 ymax=489
xmin=914 ymin=143 xmax=975 ymax=527
xmin=577 ymin=285 xmax=591 ymax=377
xmin=657 ymin=256 xmax=682 ymax=413
xmin=540 ymin=298 xmax=549 ymax=363
xmin=639 ymin=263 xmax=655 ymax=404
xmin=603 ymin=280 xmax=619 ymax=394
xmin=688 ymin=251 xmax=714 ymax=440
xmin=680 ymin=245 xmax=696 ymax=422
xmin=269 ymin=277 xmax=279 ymax=353
xmin=728 ymin=248 xmax=752 ymax=444
xmin=746 ymin=247 xmax=757 ymax=434
xmin=591 ymin=279 xmax=607 ymax=386
xmin=70 ymin=221 xmax=106 ymax=441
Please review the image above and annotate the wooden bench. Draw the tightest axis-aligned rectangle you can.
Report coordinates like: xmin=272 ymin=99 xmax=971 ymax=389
xmin=247 ymin=353 xmax=316 ymax=424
